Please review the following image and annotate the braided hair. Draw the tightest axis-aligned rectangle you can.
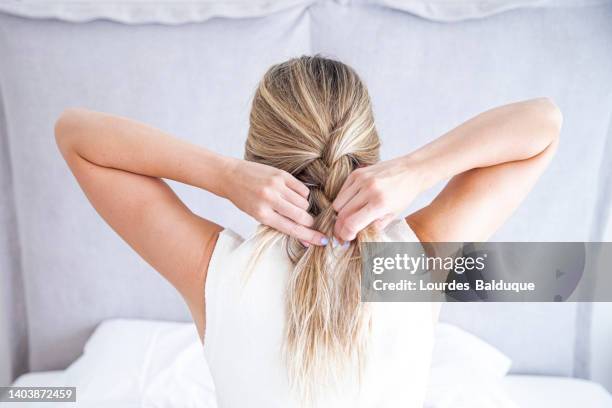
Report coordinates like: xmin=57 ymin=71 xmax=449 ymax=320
xmin=245 ymin=55 xmax=381 ymax=402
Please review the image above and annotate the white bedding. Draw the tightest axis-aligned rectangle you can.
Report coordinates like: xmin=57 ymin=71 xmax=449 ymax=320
xmin=13 ymin=371 xmax=612 ymax=408
xmin=9 ymin=320 xmax=612 ymax=407
xmin=10 ymin=371 xmax=136 ymax=408
xmin=501 ymin=375 xmax=612 ymax=408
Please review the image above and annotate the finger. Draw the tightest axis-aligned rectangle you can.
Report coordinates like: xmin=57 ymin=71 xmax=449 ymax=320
xmin=334 ymin=190 xmax=368 ymax=241
xmin=274 ymin=197 xmax=315 ymax=227
xmin=268 ymin=213 xmax=328 ymax=246
xmin=282 ymin=187 xmax=310 ymax=211
xmin=372 ymin=213 xmax=395 ymax=232
xmin=284 ymin=174 xmax=310 ymax=198
xmin=335 ymin=203 xmax=385 ymax=241
xmin=300 ymin=240 xmax=311 ymax=248
xmin=332 ymin=176 xmax=359 ymax=212
xmin=337 ymin=189 xmax=369 ymax=221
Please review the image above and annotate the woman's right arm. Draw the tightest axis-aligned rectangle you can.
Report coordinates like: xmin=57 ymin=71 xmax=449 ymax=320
xmin=333 ymin=98 xmax=562 ymax=242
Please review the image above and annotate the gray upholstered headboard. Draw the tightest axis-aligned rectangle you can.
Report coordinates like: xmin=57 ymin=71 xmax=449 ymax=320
xmin=1 ymin=0 xmax=611 ymax=383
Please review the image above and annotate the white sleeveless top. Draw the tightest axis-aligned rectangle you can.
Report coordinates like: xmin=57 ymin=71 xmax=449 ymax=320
xmin=203 ymin=219 xmax=435 ymax=408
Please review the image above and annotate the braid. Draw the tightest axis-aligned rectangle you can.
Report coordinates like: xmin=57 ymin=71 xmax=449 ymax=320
xmin=244 ymin=55 xmax=380 ymax=402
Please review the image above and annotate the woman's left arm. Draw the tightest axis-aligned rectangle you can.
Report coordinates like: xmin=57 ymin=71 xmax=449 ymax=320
xmin=55 ymin=109 xmax=227 ymax=337
xmin=333 ymin=98 xmax=562 ymax=242
xmin=54 ymin=108 xmax=324 ymax=339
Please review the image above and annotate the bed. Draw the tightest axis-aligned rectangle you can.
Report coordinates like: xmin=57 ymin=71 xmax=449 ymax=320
xmin=10 ymin=372 xmax=612 ymax=408
xmin=502 ymin=376 xmax=612 ymax=408
xmin=7 ymin=319 xmax=612 ymax=408
xmin=1 ymin=0 xmax=612 ymax=404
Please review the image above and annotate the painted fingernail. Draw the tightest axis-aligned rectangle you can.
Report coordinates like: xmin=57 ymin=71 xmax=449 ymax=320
xmin=342 ymin=241 xmax=350 ymax=249
xmin=320 ymin=237 xmax=329 ymax=246
xmin=332 ymin=237 xmax=339 ymax=248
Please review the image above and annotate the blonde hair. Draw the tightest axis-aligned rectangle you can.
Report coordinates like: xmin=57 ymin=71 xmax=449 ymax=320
xmin=245 ymin=55 xmax=380 ymax=400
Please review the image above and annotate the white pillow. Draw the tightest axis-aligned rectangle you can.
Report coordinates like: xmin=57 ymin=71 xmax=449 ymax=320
xmin=426 ymin=323 xmax=514 ymax=407
xmin=64 ymin=319 xmax=217 ymax=407
xmin=0 ymin=0 xmax=312 ymax=24
xmin=431 ymin=322 xmax=512 ymax=378
xmin=0 ymin=0 xmax=601 ymax=24
xmin=358 ymin=0 xmax=605 ymax=22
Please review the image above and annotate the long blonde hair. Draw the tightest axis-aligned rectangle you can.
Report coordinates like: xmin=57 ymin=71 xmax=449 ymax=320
xmin=244 ymin=55 xmax=380 ymax=400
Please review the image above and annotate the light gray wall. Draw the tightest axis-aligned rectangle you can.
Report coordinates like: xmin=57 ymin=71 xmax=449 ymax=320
xmin=0 ymin=294 xmax=11 ymax=387
xmin=0 ymin=79 xmax=28 ymax=386
xmin=591 ymin=303 xmax=612 ymax=392
xmin=0 ymin=81 xmax=14 ymax=386
xmin=591 ymin=204 xmax=612 ymax=393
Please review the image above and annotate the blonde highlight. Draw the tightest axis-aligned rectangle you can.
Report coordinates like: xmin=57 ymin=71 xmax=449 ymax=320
xmin=245 ymin=56 xmax=380 ymax=401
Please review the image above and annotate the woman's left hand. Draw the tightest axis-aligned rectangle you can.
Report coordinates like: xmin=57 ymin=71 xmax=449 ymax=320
xmin=332 ymin=157 xmax=424 ymax=241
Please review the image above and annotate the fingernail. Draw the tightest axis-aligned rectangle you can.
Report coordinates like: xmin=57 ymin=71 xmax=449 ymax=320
xmin=342 ymin=241 xmax=350 ymax=249
xmin=320 ymin=237 xmax=329 ymax=246
xmin=332 ymin=237 xmax=339 ymax=248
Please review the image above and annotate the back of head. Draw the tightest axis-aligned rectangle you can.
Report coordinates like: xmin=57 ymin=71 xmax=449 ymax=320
xmin=245 ymin=55 xmax=381 ymax=400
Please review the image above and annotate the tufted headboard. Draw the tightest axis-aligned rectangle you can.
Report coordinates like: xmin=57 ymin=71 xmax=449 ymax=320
xmin=1 ymin=0 xmax=611 ymax=383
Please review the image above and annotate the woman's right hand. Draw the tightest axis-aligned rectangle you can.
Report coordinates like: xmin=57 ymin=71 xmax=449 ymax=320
xmin=222 ymin=158 xmax=328 ymax=247
xmin=332 ymin=157 xmax=425 ymax=241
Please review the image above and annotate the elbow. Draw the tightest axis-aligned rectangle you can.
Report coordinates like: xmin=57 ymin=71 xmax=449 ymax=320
xmin=54 ymin=108 xmax=86 ymax=152
xmin=531 ymin=97 xmax=563 ymax=140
